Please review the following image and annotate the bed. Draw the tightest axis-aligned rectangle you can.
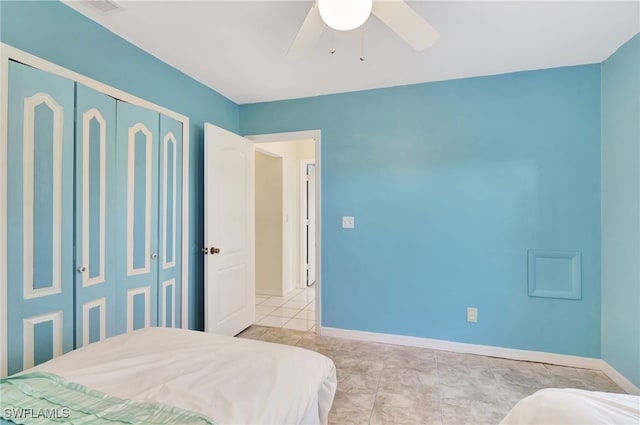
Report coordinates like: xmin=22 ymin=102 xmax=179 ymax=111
xmin=0 ymin=327 xmax=337 ymax=425
xmin=500 ymin=388 xmax=640 ymax=425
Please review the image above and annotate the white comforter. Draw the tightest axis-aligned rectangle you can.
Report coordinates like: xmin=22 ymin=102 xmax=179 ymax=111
xmin=27 ymin=327 xmax=337 ymax=425
xmin=500 ymin=388 xmax=640 ymax=425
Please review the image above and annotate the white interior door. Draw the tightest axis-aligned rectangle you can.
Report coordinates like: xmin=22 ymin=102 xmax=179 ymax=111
xmin=204 ymin=123 xmax=254 ymax=336
xmin=307 ymin=163 xmax=317 ymax=285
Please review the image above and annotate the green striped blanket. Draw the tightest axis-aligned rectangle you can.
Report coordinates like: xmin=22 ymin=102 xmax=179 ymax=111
xmin=0 ymin=372 xmax=215 ymax=424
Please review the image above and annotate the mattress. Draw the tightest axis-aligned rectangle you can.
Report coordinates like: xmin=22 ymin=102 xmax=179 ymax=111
xmin=500 ymin=388 xmax=640 ymax=425
xmin=17 ymin=327 xmax=337 ymax=425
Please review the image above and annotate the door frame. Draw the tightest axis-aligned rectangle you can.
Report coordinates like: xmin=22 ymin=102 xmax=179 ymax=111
xmin=246 ymin=131 xmax=322 ymax=335
xmin=300 ymin=159 xmax=316 ymax=289
xmin=0 ymin=43 xmax=191 ymax=376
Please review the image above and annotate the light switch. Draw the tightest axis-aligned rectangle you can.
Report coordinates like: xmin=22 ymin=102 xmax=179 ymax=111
xmin=467 ymin=307 xmax=478 ymax=323
xmin=342 ymin=216 xmax=354 ymax=229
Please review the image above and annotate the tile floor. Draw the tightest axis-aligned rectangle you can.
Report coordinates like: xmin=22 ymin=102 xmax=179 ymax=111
xmin=238 ymin=326 xmax=625 ymax=425
xmin=254 ymin=286 xmax=316 ymax=332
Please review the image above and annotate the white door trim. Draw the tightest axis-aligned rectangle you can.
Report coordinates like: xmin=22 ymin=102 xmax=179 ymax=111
xmin=246 ymin=131 xmax=322 ymax=335
xmin=300 ymin=159 xmax=315 ymax=289
xmin=254 ymin=146 xmax=283 ymax=159
xmin=0 ymin=43 xmax=191 ymax=376
xmin=0 ymin=44 xmax=9 ymax=378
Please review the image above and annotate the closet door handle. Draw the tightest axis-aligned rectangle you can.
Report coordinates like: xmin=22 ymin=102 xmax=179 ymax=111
xmin=151 ymin=253 xmax=158 ymax=260
xmin=77 ymin=265 xmax=87 ymax=273
xmin=210 ymin=247 xmax=221 ymax=255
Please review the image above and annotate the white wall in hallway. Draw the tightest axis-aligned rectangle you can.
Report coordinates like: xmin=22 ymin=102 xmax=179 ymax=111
xmin=255 ymin=151 xmax=283 ymax=296
xmin=257 ymin=140 xmax=315 ymax=295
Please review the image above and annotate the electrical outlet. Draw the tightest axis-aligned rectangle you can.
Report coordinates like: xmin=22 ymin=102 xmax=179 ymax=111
xmin=467 ymin=307 xmax=478 ymax=323
xmin=342 ymin=216 xmax=354 ymax=229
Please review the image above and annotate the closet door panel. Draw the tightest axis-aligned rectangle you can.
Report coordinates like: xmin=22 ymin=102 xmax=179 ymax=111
xmin=6 ymin=61 xmax=74 ymax=375
xmin=115 ymin=102 xmax=160 ymax=334
xmin=158 ymin=114 xmax=182 ymax=328
xmin=75 ymin=84 xmax=117 ymax=346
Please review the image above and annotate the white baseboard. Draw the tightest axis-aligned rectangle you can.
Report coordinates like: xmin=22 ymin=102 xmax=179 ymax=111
xmin=599 ymin=360 xmax=640 ymax=395
xmin=258 ymin=286 xmax=309 ymax=297
xmin=256 ymin=289 xmax=283 ymax=297
xmin=320 ymin=326 xmax=602 ymax=369
xmin=320 ymin=327 xmax=640 ymax=395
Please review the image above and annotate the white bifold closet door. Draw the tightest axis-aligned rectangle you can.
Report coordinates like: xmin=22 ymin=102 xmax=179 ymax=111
xmin=4 ymin=60 xmax=184 ymax=377
xmin=115 ymin=102 xmax=160 ymax=334
xmin=74 ymin=83 xmax=117 ymax=347
xmin=158 ymin=113 xmax=183 ymax=329
xmin=6 ymin=61 xmax=75 ymax=375
xmin=114 ymin=102 xmax=183 ymax=334
xmin=78 ymin=96 xmax=183 ymax=340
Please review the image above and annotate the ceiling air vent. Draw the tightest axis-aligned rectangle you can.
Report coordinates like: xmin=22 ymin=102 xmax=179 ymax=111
xmin=85 ymin=0 xmax=124 ymax=15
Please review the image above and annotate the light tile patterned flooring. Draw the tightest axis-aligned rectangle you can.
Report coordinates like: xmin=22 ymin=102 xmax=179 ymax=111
xmin=238 ymin=326 xmax=625 ymax=425
xmin=254 ymin=286 xmax=316 ymax=332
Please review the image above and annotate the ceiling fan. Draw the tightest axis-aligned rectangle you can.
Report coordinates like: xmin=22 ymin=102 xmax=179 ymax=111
xmin=288 ymin=0 xmax=440 ymax=58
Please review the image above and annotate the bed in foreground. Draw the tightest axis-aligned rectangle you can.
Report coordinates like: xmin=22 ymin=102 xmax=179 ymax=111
xmin=1 ymin=328 xmax=337 ymax=424
xmin=500 ymin=388 xmax=640 ymax=425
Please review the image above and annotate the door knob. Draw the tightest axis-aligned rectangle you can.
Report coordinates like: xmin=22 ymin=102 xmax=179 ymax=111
xmin=201 ymin=247 xmax=209 ymax=255
xmin=77 ymin=265 xmax=87 ymax=273
xmin=151 ymin=253 xmax=158 ymax=260
xmin=210 ymin=247 xmax=221 ymax=255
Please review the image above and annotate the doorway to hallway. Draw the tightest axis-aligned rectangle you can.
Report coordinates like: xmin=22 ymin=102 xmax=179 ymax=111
xmin=250 ymin=133 xmax=320 ymax=332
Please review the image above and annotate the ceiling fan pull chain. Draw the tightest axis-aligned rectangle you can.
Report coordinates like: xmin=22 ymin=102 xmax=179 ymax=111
xmin=329 ymin=30 xmax=336 ymax=54
xmin=360 ymin=25 xmax=366 ymax=62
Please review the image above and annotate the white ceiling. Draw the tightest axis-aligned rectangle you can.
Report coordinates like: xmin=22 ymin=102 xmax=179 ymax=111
xmin=63 ymin=0 xmax=640 ymax=105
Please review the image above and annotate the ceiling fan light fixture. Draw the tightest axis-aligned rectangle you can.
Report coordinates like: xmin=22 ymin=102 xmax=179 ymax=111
xmin=317 ymin=0 xmax=373 ymax=31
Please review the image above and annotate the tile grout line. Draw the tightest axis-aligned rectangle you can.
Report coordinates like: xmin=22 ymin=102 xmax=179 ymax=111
xmin=367 ymin=345 xmax=388 ymax=425
xmin=240 ymin=326 xmax=625 ymax=424
xmin=255 ymin=290 xmax=316 ymax=331
xmin=435 ymin=351 xmax=445 ymax=425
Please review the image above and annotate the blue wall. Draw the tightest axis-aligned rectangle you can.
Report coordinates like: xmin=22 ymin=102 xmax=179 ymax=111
xmin=241 ymin=65 xmax=603 ymax=358
xmin=0 ymin=0 xmax=240 ymax=330
xmin=601 ymin=33 xmax=640 ymax=388
xmin=5 ymin=0 xmax=634 ymax=368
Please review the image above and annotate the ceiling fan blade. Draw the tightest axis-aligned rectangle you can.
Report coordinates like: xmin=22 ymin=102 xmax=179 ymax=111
xmin=372 ymin=0 xmax=440 ymax=51
xmin=287 ymin=2 xmax=325 ymax=59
